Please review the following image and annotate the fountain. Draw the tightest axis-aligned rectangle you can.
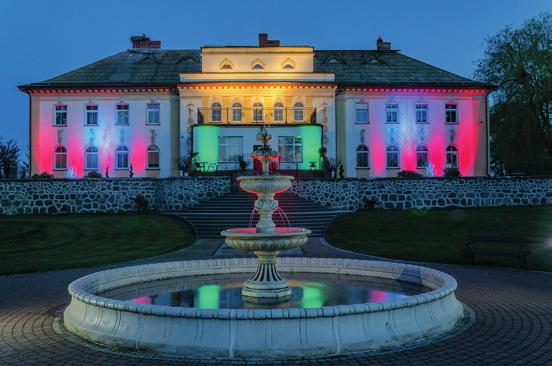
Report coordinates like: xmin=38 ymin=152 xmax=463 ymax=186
xmin=63 ymin=126 xmax=465 ymax=359
xmin=221 ymin=127 xmax=310 ymax=302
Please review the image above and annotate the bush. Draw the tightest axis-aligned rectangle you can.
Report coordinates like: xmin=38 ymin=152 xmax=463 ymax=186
xmin=362 ymin=199 xmax=378 ymax=209
xmin=133 ymin=194 xmax=149 ymax=211
xmin=84 ymin=171 xmax=102 ymax=178
xmin=444 ymin=167 xmax=461 ymax=177
xmin=397 ymin=170 xmax=423 ymax=178
xmin=32 ymin=172 xmax=54 ymax=179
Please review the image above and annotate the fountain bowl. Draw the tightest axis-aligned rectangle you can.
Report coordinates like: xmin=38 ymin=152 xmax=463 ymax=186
xmin=221 ymin=227 xmax=310 ymax=252
xmin=237 ymin=175 xmax=293 ymax=196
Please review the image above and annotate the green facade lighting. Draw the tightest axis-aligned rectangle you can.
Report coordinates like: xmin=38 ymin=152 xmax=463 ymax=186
xmin=298 ymin=125 xmax=322 ymax=170
xmin=194 ymin=125 xmax=219 ymax=165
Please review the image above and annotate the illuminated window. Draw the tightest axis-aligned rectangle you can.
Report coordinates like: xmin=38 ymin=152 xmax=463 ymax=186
xmin=253 ymin=102 xmax=263 ymax=122
xmin=416 ymin=145 xmax=428 ymax=168
xmin=278 ymin=136 xmax=303 ymax=163
xmin=386 ymin=145 xmax=399 ymax=168
xmin=416 ymin=104 xmax=428 ymax=123
xmin=446 ymin=145 xmax=458 ymax=168
xmin=273 ymin=102 xmax=284 ymax=122
xmin=116 ymin=104 xmax=129 ymax=125
xmin=211 ymin=102 xmax=222 ymax=122
xmin=293 ymin=102 xmax=304 ymax=122
xmin=231 ymin=103 xmax=242 ymax=122
xmin=85 ymin=105 xmax=98 ymax=126
xmin=445 ymin=104 xmax=458 ymax=124
xmin=147 ymin=103 xmax=160 ymax=125
xmin=54 ymin=146 xmax=67 ymax=170
xmin=54 ymin=105 xmax=67 ymax=126
xmin=386 ymin=103 xmax=399 ymax=123
xmin=356 ymin=103 xmax=369 ymax=123
xmin=116 ymin=146 xmax=129 ymax=169
xmin=85 ymin=146 xmax=98 ymax=170
xmin=147 ymin=145 xmax=160 ymax=169
xmin=218 ymin=136 xmax=243 ymax=162
xmin=356 ymin=145 xmax=369 ymax=168
xmin=548 ymin=101 xmax=552 ymax=125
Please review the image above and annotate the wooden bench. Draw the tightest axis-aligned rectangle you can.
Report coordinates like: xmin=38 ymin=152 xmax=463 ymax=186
xmin=464 ymin=235 xmax=530 ymax=268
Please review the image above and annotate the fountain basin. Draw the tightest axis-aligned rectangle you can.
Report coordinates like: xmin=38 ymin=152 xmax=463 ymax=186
xmin=221 ymin=227 xmax=310 ymax=252
xmin=237 ymin=175 xmax=293 ymax=196
xmin=64 ymin=257 xmax=464 ymax=359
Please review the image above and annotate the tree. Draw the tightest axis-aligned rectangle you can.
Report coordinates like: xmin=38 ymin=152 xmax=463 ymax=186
xmin=475 ymin=12 xmax=552 ymax=174
xmin=0 ymin=138 xmax=20 ymax=179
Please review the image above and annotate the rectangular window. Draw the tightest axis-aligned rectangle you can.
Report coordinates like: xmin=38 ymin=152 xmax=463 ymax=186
xmin=416 ymin=104 xmax=428 ymax=123
xmin=147 ymin=103 xmax=160 ymax=125
xmin=54 ymin=105 xmax=67 ymax=126
xmin=445 ymin=104 xmax=458 ymax=124
xmin=218 ymin=136 xmax=243 ymax=162
xmin=278 ymin=136 xmax=303 ymax=163
xmin=116 ymin=104 xmax=129 ymax=125
xmin=85 ymin=105 xmax=98 ymax=125
xmin=386 ymin=103 xmax=399 ymax=123
xmin=355 ymin=103 xmax=369 ymax=123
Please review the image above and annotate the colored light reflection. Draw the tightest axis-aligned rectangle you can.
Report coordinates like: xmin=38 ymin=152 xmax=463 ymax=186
xmin=197 ymin=284 xmax=221 ymax=309
xmin=301 ymin=282 xmax=326 ymax=308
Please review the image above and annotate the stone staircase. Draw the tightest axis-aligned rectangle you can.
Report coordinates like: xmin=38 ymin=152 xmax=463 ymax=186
xmin=175 ymin=191 xmax=349 ymax=239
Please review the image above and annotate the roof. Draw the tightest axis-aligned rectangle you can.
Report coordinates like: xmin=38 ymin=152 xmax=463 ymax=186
xmin=19 ymin=48 xmax=492 ymax=90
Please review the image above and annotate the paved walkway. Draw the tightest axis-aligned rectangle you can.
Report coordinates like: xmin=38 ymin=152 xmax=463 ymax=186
xmin=1 ymin=238 xmax=551 ymax=366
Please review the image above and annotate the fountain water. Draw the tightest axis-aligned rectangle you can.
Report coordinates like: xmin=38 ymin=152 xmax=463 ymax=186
xmin=222 ymin=127 xmax=311 ymax=302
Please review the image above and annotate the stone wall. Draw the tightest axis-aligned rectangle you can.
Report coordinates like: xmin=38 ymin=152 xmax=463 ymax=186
xmin=290 ymin=177 xmax=552 ymax=210
xmin=0 ymin=177 xmax=230 ymax=215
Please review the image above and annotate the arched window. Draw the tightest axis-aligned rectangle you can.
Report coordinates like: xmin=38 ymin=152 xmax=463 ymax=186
xmin=231 ymin=103 xmax=242 ymax=122
xmin=386 ymin=146 xmax=400 ymax=168
xmin=54 ymin=146 xmax=67 ymax=170
xmin=147 ymin=145 xmax=160 ymax=169
xmin=253 ymin=102 xmax=263 ymax=122
xmin=116 ymin=146 xmax=129 ymax=169
xmin=211 ymin=102 xmax=222 ymax=122
xmin=416 ymin=145 xmax=428 ymax=169
xmin=446 ymin=145 xmax=458 ymax=168
xmin=85 ymin=146 xmax=98 ymax=170
xmin=293 ymin=102 xmax=304 ymax=122
xmin=356 ymin=145 xmax=369 ymax=168
xmin=273 ymin=102 xmax=284 ymax=122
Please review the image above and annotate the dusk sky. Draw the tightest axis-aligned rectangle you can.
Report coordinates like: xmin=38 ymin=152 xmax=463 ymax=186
xmin=1 ymin=0 xmax=550 ymax=151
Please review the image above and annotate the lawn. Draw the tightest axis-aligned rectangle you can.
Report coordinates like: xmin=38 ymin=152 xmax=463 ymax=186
xmin=0 ymin=214 xmax=196 ymax=275
xmin=326 ymin=206 xmax=552 ymax=271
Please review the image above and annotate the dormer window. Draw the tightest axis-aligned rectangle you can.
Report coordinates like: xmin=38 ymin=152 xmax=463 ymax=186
xmin=252 ymin=63 xmax=264 ymax=69
xmin=281 ymin=58 xmax=296 ymax=70
xmin=327 ymin=57 xmax=341 ymax=64
xmin=251 ymin=58 xmax=265 ymax=70
xmin=219 ymin=58 xmax=234 ymax=70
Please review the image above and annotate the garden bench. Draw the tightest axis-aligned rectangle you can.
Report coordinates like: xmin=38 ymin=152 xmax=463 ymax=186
xmin=464 ymin=235 xmax=530 ymax=268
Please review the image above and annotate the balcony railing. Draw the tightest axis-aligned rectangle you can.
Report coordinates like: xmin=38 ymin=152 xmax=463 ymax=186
xmin=197 ymin=107 xmax=317 ymax=125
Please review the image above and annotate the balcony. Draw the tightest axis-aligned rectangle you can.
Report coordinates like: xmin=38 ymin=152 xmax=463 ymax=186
xmin=197 ymin=107 xmax=317 ymax=125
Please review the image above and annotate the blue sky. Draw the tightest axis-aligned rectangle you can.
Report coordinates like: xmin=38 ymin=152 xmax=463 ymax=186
xmin=1 ymin=0 xmax=550 ymax=150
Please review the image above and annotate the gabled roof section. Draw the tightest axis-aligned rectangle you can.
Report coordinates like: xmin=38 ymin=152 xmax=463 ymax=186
xmin=20 ymin=49 xmax=201 ymax=88
xmin=314 ymin=50 xmax=490 ymax=88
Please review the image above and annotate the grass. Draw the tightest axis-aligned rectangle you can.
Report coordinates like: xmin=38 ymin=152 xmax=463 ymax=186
xmin=0 ymin=213 xmax=196 ymax=275
xmin=326 ymin=206 xmax=552 ymax=272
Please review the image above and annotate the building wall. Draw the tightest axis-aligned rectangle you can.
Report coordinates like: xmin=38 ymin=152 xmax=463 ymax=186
xmin=337 ymin=90 xmax=488 ymax=178
xmin=29 ymin=91 xmax=176 ymax=178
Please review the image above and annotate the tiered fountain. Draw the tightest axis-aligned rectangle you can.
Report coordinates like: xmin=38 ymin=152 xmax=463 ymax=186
xmin=63 ymin=127 xmax=465 ymax=359
xmin=222 ymin=127 xmax=310 ymax=303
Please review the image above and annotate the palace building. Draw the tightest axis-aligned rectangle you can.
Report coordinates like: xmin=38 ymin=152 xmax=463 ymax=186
xmin=19 ymin=34 xmax=493 ymax=178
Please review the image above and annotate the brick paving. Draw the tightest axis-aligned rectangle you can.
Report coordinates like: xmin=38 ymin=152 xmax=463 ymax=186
xmin=1 ymin=237 xmax=551 ymax=365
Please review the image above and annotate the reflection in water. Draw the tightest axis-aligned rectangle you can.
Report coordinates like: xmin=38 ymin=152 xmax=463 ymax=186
xmin=100 ymin=273 xmax=430 ymax=310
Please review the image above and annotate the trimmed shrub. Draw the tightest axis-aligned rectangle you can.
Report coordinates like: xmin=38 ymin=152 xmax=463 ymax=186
xmin=84 ymin=171 xmax=102 ymax=178
xmin=444 ymin=168 xmax=461 ymax=177
xmin=32 ymin=172 xmax=54 ymax=179
xmin=133 ymin=194 xmax=149 ymax=211
xmin=397 ymin=170 xmax=423 ymax=178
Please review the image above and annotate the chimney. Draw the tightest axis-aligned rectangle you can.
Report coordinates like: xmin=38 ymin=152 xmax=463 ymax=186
xmin=376 ymin=36 xmax=391 ymax=51
xmin=258 ymin=33 xmax=280 ymax=47
xmin=130 ymin=34 xmax=161 ymax=49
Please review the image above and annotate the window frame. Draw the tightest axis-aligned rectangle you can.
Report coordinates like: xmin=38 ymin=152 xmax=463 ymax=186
xmin=211 ymin=102 xmax=222 ymax=123
xmin=54 ymin=105 xmax=68 ymax=127
xmin=116 ymin=104 xmax=129 ymax=126
xmin=355 ymin=103 xmax=369 ymax=124
xmin=146 ymin=103 xmax=161 ymax=125
xmin=385 ymin=103 xmax=399 ymax=124
xmin=231 ymin=102 xmax=242 ymax=123
xmin=253 ymin=102 xmax=263 ymax=123
xmin=85 ymin=105 xmax=98 ymax=126
xmin=218 ymin=136 xmax=243 ymax=162
xmin=415 ymin=103 xmax=429 ymax=124
xmin=115 ymin=146 xmax=129 ymax=170
xmin=53 ymin=146 xmax=67 ymax=170
xmin=386 ymin=145 xmax=400 ymax=169
xmin=445 ymin=103 xmax=458 ymax=124
xmin=273 ymin=102 xmax=284 ymax=122
xmin=278 ymin=136 xmax=303 ymax=163
xmin=293 ymin=102 xmax=304 ymax=122
xmin=84 ymin=146 xmax=99 ymax=171
xmin=416 ymin=145 xmax=429 ymax=169
xmin=356 ymin=144 xmax=370 ymax=168
xmin=446 ymin=145 xmax=459 ymax=168
xmin=146 ymin=145 xmax=160 ymax=170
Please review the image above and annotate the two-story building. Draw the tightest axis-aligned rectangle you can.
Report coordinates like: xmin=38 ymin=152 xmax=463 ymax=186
xmin=19 ymin=34 xmax=493 ymax=178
